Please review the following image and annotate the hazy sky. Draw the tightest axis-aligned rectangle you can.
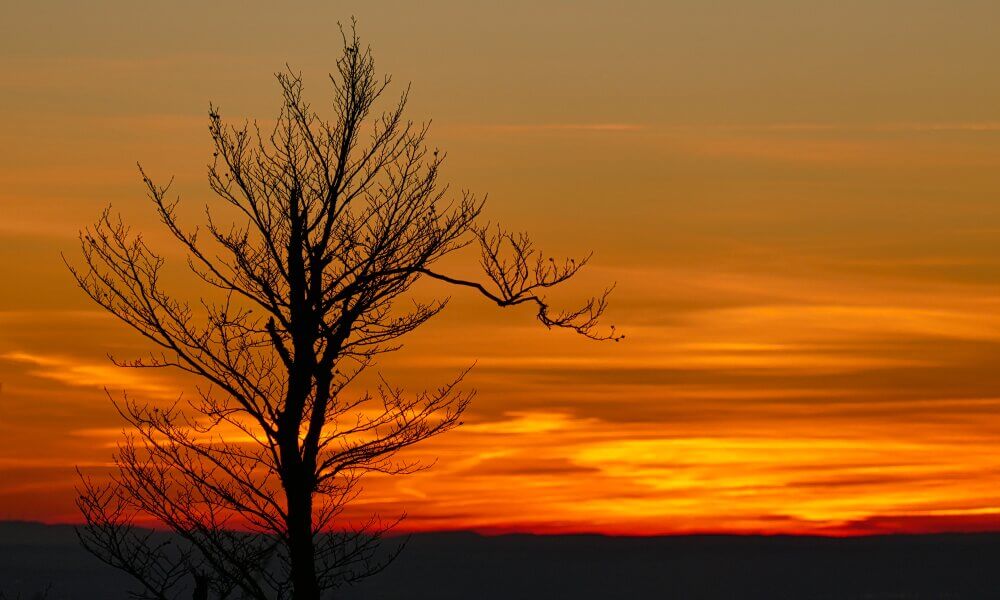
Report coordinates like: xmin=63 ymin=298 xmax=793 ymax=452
xmin=3 ymin=1 xmax=1000 ymax=534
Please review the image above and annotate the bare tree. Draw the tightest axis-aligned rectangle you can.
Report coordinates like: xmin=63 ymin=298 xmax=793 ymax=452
xmin=68 ymin=24 xmax=619 ymax=600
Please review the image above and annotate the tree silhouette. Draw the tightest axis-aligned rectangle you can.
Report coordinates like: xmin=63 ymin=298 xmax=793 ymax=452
xmin=68 ymin=24 xmax=618 ymax=600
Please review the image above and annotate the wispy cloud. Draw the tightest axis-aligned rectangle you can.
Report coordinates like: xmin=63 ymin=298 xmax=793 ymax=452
xmin=673 ymin=122 xmax=1000 ymax=133
xmin=2 ymin=351 xmax=179 ymax=399
xmin=460 ymin=123 xmax=644 ymax=133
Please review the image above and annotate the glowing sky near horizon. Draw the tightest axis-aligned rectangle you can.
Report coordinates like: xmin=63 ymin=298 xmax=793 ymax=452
xmin=3 ymin=1 xmax=1000 ymax=535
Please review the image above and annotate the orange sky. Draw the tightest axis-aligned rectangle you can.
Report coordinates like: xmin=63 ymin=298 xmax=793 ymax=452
xmin=3 ymin=1 xmax=1000 ymax=535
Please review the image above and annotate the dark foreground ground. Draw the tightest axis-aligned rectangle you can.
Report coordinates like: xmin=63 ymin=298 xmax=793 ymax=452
xmin=2 ymin=521 xmax=1000 ymax=599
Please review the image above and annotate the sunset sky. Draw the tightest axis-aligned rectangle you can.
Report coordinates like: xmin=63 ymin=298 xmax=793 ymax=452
xmin=3 ymin=1 xmax=1000 ymax=536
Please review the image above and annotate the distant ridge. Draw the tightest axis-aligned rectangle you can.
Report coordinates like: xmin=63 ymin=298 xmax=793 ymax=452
xmin=4 ymin=521 xmax=1000 ymax=599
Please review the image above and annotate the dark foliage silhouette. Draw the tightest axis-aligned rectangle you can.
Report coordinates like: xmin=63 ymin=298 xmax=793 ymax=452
xmin=5 ymin=524 xmax=1000 ymax=600
xmin=66 ymin=24 xmax=617 ymax=600
xmin=0 ymin=586 xmax=52 ymax=600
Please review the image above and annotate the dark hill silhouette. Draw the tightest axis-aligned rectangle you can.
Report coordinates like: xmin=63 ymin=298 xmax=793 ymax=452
xmin=3 ymin=521 xmax=1000 ymax=599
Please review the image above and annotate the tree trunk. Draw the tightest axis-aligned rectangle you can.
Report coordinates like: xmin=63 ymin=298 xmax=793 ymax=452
xmin=192 ymin=572 xmax=209 ymax=600
xmin=287 ymin=483 xmax=320 ymax=600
